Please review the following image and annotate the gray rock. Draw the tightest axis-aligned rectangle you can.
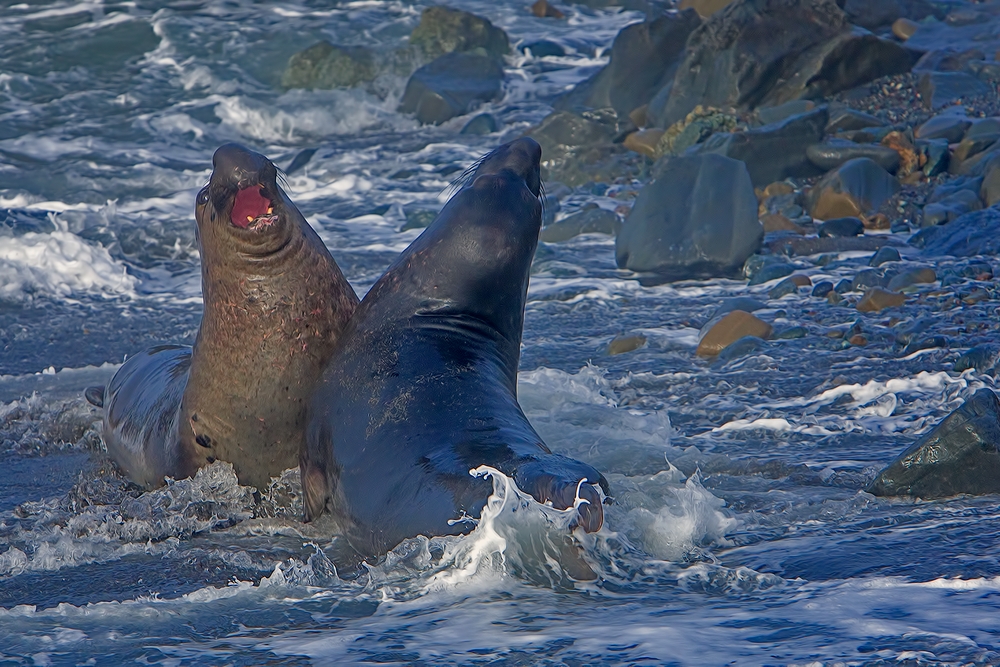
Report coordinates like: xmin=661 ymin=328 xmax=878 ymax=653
xmin=717 ymin=335 xmax=768 ymax=362
xmin=929 ymin=176 xmax=983 ymax=204
xmin=868 ymin=389 xmax=1000 ymax=498
xmin=807 ymin=158 xmax=901 ymax=220
xmin=615 ymin=154 xmax=763 ymax=278
xmin=519 ymin=40 xmax=566 ymax=58
xmin=398 ymin=53 xmax=504 ymax=125
xmin=556 ymin=10 xmax=700 ymax=118
xmin=915 ymin=112 xmax=972 ymax=143
xmin=869 ymin=246 xmax=901 ymax=267
xmin=842 ymin=0 xmax=941 ymax=29
xmin=851 ymin=268 xmax=886 ymax=292
xmin=825 ymin=107 xmax=886 ymax=133
xmin=911 ymin=206 xmax=1000 ymax=256
xmin=460 ymin=113 xmax=500 ymax=135
xmin=540 ymin=207 xmax=621 ymax=242
xmin=695 ymin=107 xmax=828 ymax=186
xmin=806 ymin=139 xmax=901 ymax=173
xmin=523 ymin=111 xmax=626 ymax=186
xmin=818 ymin=216 xmax=864 ymax=237
xmin=966 ymin=117 xmax=1000 ymax=139
xmin=811 ymin=280 xmax=834 ymax=297
xmin=756 ymin=100 xmax=816 ymax=126
xmin=747 ymin=261 xmax=795 ymax=286
xmin=768 ymin=277 xmax=799 ymax=298
xmin=917 ymin=71 xmax=991 ymax=110
xmin=921 ymin=189 xmax=982 ymax=226
xmin=901 ymin=335 xmax=948 ymax=356
xmin=409 ymin=6 xmax=509 ymax=60
xmin=918 ymin=138 xmax=950 ymax=177
xmin=281 ymin=42 xmax=379 ymax=90
xmin=955 ymin=344 xmax=1000 ymax=372
xmin=660 ymin=0 xmax=914 ymax=127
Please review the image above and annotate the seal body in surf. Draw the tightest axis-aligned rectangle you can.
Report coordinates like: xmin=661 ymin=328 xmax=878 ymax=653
xmin=301 ymin=137 xmax=609 ymax=558
xmin=88 ymin=144 xmax=359 ymax=489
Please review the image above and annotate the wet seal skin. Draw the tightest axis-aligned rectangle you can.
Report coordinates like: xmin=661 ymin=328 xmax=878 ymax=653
xmin=302 ymin=138 xmax=610 ymax=564
xmin=86 ymin=144 xmax=359 ymax=490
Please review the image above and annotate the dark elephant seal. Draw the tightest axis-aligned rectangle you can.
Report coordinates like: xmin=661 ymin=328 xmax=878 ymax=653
xmin=87 ymin=144 xmax=359 ymax=489
xmin=301 ymin=137 xmax=609 ymax=559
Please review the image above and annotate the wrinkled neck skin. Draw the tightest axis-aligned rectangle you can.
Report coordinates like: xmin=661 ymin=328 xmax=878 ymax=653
xmin=359 ymin=171 xmax=542 ymax=394
xmin=180 ymin=188 xmax=358 ymax=488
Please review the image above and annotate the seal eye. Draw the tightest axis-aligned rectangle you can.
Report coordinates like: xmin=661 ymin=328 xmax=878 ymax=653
xmin=197 ymin=187 xmax=210 ymax=206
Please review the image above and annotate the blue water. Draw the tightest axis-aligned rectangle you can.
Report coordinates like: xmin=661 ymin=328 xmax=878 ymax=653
xmin=2 ymin=0 xmax=1000 ymax=664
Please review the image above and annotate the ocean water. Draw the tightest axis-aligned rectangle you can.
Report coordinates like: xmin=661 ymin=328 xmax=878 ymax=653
xmin=2 ymin=0 xmax=1000 ymax=664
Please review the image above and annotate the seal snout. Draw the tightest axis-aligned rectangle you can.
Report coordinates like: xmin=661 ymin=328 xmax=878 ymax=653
xmin=473 ymin=137 xmax=542 ymax=197
xmin=210 ymin=143 xmax=281 ymax=230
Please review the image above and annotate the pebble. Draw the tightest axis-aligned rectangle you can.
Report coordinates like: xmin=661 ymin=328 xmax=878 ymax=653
xmin=812 ymin=280 xmax=834 ymax=297
xmin=902 ymin=335 xmax=948 ymax=355
xmin=818 ymin=216 xmax=864 ymax=238
xmin=747 ymin=261 xmax=796 ymax=286
xmin=768 ymin=277 xmax=799 ymax=299
xmin=531 ymin=0 xmax=565 ymax=18
xmin=717 ymin=335 xmax=768 ymax=361
xmin=697 ymin=310 xmax=773 ymax=357
xmin=774 ymin=326 xmax=808 ymax=339
xmin=892 ymin=18 xmax=920 ymax=40
xmin=761 ymin=213 xmax=806 ymax=234
xmin=886 ymin=267 xmax=937 ymax=291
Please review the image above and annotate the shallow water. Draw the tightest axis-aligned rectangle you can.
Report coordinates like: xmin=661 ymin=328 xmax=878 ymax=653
xmin=3 ymin=0 xmax=1000 ymax=664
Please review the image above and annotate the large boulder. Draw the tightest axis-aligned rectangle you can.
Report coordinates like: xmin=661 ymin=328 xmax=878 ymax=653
xmin=615 ymin=154 xmax=762 ymax=278
xmin=659 ymin=0 xmax=914 ymax=126
xmin=868 ymin=389 xmax=1000 ymax=498
xmin=281 ymin=42 xmax=379 ymax=90
xmin=556 ymin=10 xmax=701 ymax=117
xmin=409 ymin=6 xmax=509 ymax=60
xmin=524 ymin=111 xmax=630 ymax=186
xmin=398 ymin=53 xmax=504 ymax=125
xmin=693 ymin=107 xmax=828 ymax=186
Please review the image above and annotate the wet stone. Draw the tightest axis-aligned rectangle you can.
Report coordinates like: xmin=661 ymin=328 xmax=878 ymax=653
xmin=811 ymin=280 xmax=834 ymax=297
xmin=954 ymin=344 xmax=1000 ymax=372
xmin=624 ymin=129 xmax=665 ymax=158
xmin=919 ymin=138 xmax=950 ymax=176
xmin=818 ymin=216 xmax=864 ymax=238
xmin=520 ymin=40 xmax=566 ymax=57
xmin=868 ymin=389 xmax=1000 ymax=498
xmin=911 ymin=207 xmax=1000 ymax=256
xmin=531 ymin=0 xmax=566 ymax=18
xmin=806 ymin=140 xmax=901 ymax=173
xmin=902 ymin=335 xmax=948 ymax=355
xmin=541 ymin=207 xmax=621 ymax=242
xmin=917 ymin=71 xmax=991 ymax=110
xmin=717 ymin=335 xmax=768 ymax=362
xmin=921 ymin=190 xmax=982 ymax=227
xmin=857 ymin=287 xmax=906 ymax=312
xmin=607 ymin=334 xmax=647 ymax=355
xmin=835 ymin=278 xmax=854 ymax=293
xmin=398 ymin=53 xmax=504 ymax=125
xmin=851 ymin=268 xmax=885 ymax=292
xmin=774 ymin=325 xmax=808 ymax=339
xmin=869 ymin=246 xmax=901 ymax=267
xmin=696 ymin=310 xmax=773 ymax=357
xmin=281 ymin=42 xmax=378 ymax=90
xmin=768 ymin=277 xmax=800 ymax=299
xmin=616 ymin=154 xmax=763 ymax=279
xmin=825 ymin=108 xmax=885 ymax=134
xmin=808 ymin=158 xmax=901 ymax=220
xmin=789 ymin=274 xmax=812 ymax=287
xmin=747 ymin=261 xmax=796 ymax=286
xmin=915 ymin=112 xmax=971 ymax=143
xmin=887 ymin=267 xmax=937 ymax=292
xmin=892 ymin=17 xmax=920 ymax=40
xmin=460 ymin=113 xmax=500 ymax=135
xmin=409 ymin=6 xmax=510 ymax=59
xmin=761 ymin=213 xmax=806 ymax=234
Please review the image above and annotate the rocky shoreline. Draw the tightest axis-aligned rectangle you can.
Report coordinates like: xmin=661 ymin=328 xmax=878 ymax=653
xmin=278 ymin=0 xmax=1000 ymax=497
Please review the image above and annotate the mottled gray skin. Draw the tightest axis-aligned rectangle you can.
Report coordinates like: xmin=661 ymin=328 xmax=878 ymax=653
xmin=90 ymin=144 xmax=359 ymax=490
xmin=868 ymin=388 xmax=1000 ymax=498
xmin=302 ymin=138 xmax=609 ymax=560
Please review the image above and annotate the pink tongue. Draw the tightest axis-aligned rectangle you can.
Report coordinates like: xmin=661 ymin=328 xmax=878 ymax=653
xmin=231 ymin=187 xmax=271 ymax=228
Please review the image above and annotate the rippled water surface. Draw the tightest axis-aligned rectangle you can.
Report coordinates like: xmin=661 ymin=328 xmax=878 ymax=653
xmin=3 ymin=1 xmax=1000 ymax=664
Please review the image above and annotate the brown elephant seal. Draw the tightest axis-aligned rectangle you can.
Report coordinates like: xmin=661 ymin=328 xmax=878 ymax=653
xmin=86 ymin=143 xmax=359 ymax=489
xmin=301 ymin=137 xmax=609 ymax=560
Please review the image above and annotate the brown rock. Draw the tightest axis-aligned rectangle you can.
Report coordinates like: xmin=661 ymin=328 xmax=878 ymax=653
xmin=827 ymin=291 xmax=843 ymax=305
xmin=607 ymin=334 xmax=647 ymax=355
xmin=624 ymin=129 xmax=665 ymax=158
xmin=678 ymin=0 xmax=735 ymax=18
xmin=848 ymin=334 xmax=868 ymax=346
xmin=761 ymin=213 xmax=806 ymax=234
xmin=763 ymin=181 xmax=795 ymax=198
xmin=857 ymin=287 xmax=906 ymax=312
xmin=629 ymin=104 xmax=649 ymax=129
xmin=531 ymin=0 xmax=565 ymax=18
xmin=789 ymin=274 xmax=812 ymax=287
xmin=696 ymin=310 xmax=773 ymax=357
xmin=862 ymin=213 xmax=891 ymax=230
xmin=881 ymin=131 xmax=923 ymax=177
xmin=892 ymin=18 xmax=920 ymax=41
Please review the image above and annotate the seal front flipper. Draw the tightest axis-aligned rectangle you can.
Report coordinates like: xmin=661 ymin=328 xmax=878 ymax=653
xmin=84 ymin=386 xmax=105 ymax=408
xmin=512 ymin=455 xmax=609 ymax=533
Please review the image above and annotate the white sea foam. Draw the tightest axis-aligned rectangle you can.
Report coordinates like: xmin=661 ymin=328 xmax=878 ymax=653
xmin=0 ymin=230 xmax=137 ymax=302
